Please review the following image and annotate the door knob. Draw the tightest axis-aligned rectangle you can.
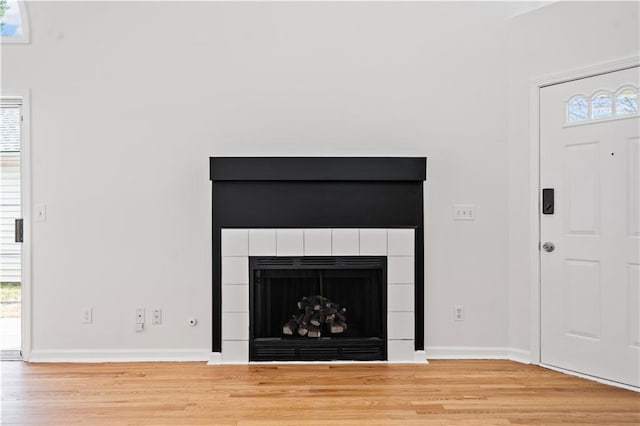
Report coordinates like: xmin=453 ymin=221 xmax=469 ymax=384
xmin=542 ymin=241 xmax=555 ymax=252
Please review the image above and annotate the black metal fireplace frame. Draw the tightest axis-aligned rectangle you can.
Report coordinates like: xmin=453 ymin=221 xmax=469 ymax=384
xmin=249 ymin=256 xmax=387 ymax=361
xmin=210 ymin=157 xmax=427 ymax=353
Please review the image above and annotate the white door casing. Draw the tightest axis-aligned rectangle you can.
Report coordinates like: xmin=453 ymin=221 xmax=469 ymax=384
xmin=540 ymin=67 xmax=639 ymax=388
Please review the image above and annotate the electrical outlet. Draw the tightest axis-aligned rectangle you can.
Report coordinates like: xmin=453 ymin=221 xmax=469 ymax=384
xmin=454 ymin=305 xmax=464 ymax=321
xmin=152 ymin=309 xmax=162 ymax=325
xmin=82 ymin=307 xmax=92 ymax=324
xmin=136 ymin=308 xmax=145 ymax=324
xmin=453 ymin=204 xmax=475 ymax=221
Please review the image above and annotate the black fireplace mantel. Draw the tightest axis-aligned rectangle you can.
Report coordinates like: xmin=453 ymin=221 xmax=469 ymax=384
xmin=209 ymin=157 xmax=427 ymax=353
xmin=210 ymin=157 xmax=426 ymax=181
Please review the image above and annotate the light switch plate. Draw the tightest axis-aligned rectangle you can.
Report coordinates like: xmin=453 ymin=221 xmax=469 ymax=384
xmin=82 ymin=307 xmax=92 ymax=324
xmin=453 ymin=204 xmax=475 ymax=221
xmin=35 ymin=204 xmax=47 ymax=222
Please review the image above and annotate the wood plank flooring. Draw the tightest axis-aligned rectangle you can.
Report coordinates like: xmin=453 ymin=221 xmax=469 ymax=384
xmin=1 ymin=360 xmax=638 ymax=425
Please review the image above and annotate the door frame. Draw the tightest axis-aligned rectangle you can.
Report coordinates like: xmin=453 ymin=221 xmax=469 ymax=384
xmin=2 ymin=89 xmax=32 ymax=361
xmin=528 ymin=57 xmax=640 ymax=367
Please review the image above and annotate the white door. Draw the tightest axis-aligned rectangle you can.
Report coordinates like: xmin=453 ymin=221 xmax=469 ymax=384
xmin=540 ymin=66 xmax=640 ymax=388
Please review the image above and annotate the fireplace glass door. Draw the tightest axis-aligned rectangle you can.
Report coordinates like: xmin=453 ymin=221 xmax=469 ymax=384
xmin=249 ymin=256 xmax=387 ymax=361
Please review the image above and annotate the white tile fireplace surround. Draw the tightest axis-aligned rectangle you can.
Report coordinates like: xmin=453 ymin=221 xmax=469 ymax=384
xmin=208 ymin=228 xmax=427 ymax=364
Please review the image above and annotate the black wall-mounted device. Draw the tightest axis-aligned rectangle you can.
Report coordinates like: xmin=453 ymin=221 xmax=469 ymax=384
xmin=542 ymin=188 xmax=554 ymax=214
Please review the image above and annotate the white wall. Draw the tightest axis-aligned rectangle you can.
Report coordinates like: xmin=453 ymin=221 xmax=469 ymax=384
xmin=2 ymin=2 xmax=511 ymax=359
xmin=506 ymin=1 xmax=640 ymax=355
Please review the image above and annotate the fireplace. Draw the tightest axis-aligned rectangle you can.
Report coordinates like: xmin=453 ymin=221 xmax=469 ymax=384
xmin=250 ymin=256 xmax=387 ymax=361
xmin=209 ymin=157 xmax=427 ymax=364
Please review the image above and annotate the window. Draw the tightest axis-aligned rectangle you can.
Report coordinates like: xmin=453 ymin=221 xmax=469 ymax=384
xmin=0 ymin=98 xmax=23 ymax=357
xmin=568 ymin=96 xmax=588 ymax=123
xmin=0 ymin=0 xmax=28 ymax=43
xmin=566 ymin=86 xmax=639 ymax=125
xmin=591 ymin=93 xmax=612 ymax=120
xmin=616 ymin=88 xmax=638 ymax=117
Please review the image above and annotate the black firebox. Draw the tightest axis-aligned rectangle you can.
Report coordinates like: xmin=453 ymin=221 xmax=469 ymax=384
xmin=250 ymin=256 xmax=387 ymax=361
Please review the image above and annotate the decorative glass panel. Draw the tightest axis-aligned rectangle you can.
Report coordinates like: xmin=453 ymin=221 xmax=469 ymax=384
xmin=591 ymin=93 xmax=612 ymax=120
xmin=616 ymin=89 xmax=638 ymax=116
xmin=568 ymin=97 xmax=588 ymax=123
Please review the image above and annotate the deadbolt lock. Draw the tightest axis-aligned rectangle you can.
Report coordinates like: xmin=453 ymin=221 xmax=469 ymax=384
xmin=542 ymin=241 xmax=555 ymax=252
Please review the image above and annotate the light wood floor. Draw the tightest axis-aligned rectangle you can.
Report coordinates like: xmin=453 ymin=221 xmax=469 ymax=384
xmin=1 ymin=360 xmax=638 ymax=425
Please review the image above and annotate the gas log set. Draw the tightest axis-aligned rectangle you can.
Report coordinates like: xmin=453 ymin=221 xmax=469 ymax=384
xmin=282 ymin=295 xmax=348 ymax=338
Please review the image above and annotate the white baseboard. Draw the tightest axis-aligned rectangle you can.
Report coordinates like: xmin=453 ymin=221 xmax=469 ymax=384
xmin=414 ymin=350 xmax=429 ymax=364
xmin=540 ymin=363 xmax=639 ymax=392
xmin=29 ymin=349 xmax=210 ymax=363
xmin=426 ymin=346 xmax=531 ymax=363
xmin=426 ymin=346 xmax=509 ymax=359
xmin=27 ymin=347 xmax=532 ymax=365
xmin=1 ymin=349 xmax=22 ymax=361
xmin=207 ymin=352 xmax=222 ymax=365
xmin=507 ymin=347 xmax=532 ymax=364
